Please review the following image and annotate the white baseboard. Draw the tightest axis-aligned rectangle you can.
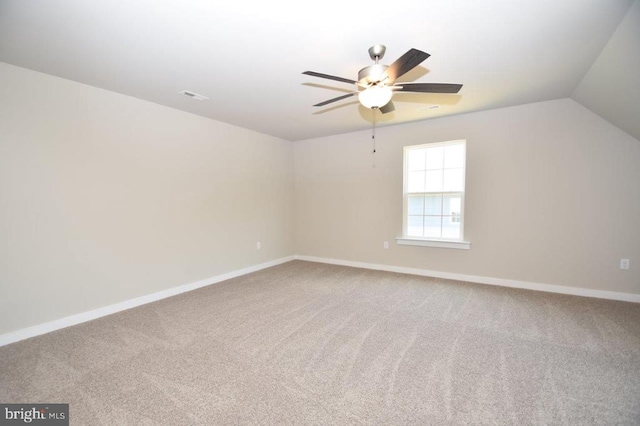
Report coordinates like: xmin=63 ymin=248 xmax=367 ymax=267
xmin=3 ymin=253 xmax=637 ymax=347
xmin=295 ymin=255 xmax=640 ymax=303
xmin=0 ymin=256 xmax=295 ymax=347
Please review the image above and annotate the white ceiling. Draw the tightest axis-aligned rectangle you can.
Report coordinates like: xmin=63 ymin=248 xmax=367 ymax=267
xmin=0 ymin=0 xmax=636 ymax=141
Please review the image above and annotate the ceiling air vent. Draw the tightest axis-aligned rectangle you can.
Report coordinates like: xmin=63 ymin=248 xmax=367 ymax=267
xmin=179 ymin=90 xmax=209 ymax=101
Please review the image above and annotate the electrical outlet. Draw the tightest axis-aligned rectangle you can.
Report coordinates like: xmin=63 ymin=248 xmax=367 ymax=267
xmin=620 ymin=258 xmax=630 ymax=270
xmin=256 ymin=242 xmax=261 ymax=250
xmin=383 ymin=241 xmax=389 ymax=249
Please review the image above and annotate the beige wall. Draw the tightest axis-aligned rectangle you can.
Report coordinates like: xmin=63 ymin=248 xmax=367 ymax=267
xmin=572 ymin=0 xmax=640 ymax=141
xmin=294 ymin=99 xmax=640 ymax=294
xmin=0 ymin=63 xmax=294 ymax=334
xmin=2 ymin=62 xmax=639 ymax=337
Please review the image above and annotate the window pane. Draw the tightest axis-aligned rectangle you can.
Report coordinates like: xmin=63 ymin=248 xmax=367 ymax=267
xmin=408 ymin=196 xmax=424 ymax=215
xmin=425 ymin=170 xmax=443 ymax=192
xmin=442 ymin=220 xmax=461 ymax=239
xmin=408 ymin=171 xmax=425 ymax=192
xmin=425 ymin=195 xmax=442 ymax=215
xmin=408 ymin=148 xmax=426 ymax=171
xmin=443 ymin=168 xmax=464 ymax=191
xmin=408 ymin=216 xmax=424 ymax=237
xmin=425 ymin=146 xmax=444 ymax=170
xmin=442 ymin=194 xmax=461 ymax=216
xmin=424 ymin=216 xmax=442 ymax=238
xmin=404 ymin=141 xmax=466 ymax=242
xmin=444 ymin=143 xmax=464 ymax=169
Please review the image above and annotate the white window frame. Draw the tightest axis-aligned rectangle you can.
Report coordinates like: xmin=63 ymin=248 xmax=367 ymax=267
xmin=397 ymin=139 xmax=471 ymax=250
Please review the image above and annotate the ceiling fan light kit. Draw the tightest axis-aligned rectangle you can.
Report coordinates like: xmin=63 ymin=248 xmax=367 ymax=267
xmin=303 ymin=45 xmax=463 ymax=112
xmin=358 ymin=85 xmax=393 ymax=109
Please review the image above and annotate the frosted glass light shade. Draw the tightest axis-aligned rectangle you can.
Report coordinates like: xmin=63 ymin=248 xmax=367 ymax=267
xmin=358 ymin=86 xmax=393 ymax=109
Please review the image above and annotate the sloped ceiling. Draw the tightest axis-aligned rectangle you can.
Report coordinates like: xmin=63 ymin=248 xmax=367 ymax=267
xmin=0 ymin=0 xmax=637 ymax=141
xmin=572 ymin=0 xmax=640 ymax=141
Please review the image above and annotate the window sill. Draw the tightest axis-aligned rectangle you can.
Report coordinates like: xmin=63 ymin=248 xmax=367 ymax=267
xmin=396 ymin=237 xmax=471 ymax=250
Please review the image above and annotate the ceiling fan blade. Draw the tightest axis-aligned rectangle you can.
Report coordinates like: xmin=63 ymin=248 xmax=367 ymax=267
xmin=385 ymin=49 xmax=430 ymax=83
xmin=313 ymin=92 xmax=356 ymax=107
xmin=379 ymin=101 xmax=395 ymax=114
xmin=303 ymin=71 xmax=357 ymax=85
xmin=394 ymin=83 xmax=463 ymax=94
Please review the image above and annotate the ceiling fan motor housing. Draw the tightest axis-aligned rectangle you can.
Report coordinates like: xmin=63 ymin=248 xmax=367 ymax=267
xmin=358 ymin=64 xmax=389 ymax=86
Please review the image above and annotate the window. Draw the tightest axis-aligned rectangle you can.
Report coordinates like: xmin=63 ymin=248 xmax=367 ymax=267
xmin=397 ymin=140 xmax=470 ymax=249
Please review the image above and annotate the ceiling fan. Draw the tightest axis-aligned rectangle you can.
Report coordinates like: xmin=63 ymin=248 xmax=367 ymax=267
xmin=303 ymin=45 xmax=462 ymax=113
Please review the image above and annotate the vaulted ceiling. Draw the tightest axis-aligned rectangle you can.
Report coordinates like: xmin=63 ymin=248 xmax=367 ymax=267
xmin=1 ymin=0 xmax=638 ymax=141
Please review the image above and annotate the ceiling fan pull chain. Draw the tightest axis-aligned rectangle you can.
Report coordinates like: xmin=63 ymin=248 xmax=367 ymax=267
xmin=372 ymin=108 xmax=377 ymax=154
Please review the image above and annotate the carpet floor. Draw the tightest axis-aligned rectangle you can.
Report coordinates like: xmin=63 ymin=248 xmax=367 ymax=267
xmin=1 ymin=260 xmax=639 ymax=424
